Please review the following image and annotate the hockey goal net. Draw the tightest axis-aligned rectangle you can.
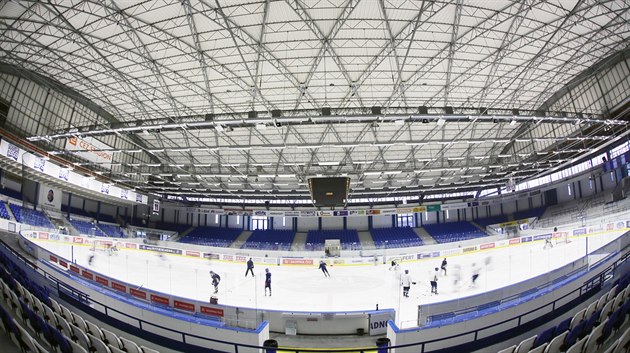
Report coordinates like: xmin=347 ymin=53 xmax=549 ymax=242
xmin=553 ymin=231 xmax=571 ymax=245
xmin=90 ymin=240 xmax=113 ymax=252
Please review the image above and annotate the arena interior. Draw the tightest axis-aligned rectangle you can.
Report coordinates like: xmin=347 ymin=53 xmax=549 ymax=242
xmin=0 ymin=1 xmax=630 ymax=353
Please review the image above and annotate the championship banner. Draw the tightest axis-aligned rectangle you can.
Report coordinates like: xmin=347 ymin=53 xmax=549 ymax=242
xmin=38 ymin=183 xmax=62 ymax=210
xmin=66 ymin=136 xmax=114 ymax=168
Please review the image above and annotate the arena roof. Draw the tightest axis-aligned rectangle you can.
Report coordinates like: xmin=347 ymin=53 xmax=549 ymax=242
xmin=1 ymin=0 xmax=630 ymax=205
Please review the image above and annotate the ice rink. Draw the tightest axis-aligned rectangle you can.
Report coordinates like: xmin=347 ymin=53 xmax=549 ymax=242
xmin=32 ymin=230 xmax=624 ymax=328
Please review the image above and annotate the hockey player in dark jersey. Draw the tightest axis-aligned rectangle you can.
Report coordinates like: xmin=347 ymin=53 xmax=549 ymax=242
xmin=209 ymin=270 xmax=221 ymax=294
xmin=319 ymin=260 xmax=330 ymax=277
xmin=264 ymin=268 xmax=272 ymax=296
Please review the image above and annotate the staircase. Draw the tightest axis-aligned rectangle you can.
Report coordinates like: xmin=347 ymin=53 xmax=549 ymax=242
xmin=413 ymin=227 xmax=437 ymax=245
xmin=357 ymin=231 xmax=374 ymax=249
xmin=168 ymin=226 xmax=194 ymax=242
xmin=230 ymin=230 xmax=252 ymax=248
xmin=291 ymin=232 xmax=307 ymax=251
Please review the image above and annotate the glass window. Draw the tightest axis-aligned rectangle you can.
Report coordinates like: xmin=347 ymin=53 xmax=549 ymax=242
xmin=252 ymin=216 xmax=268 ymax=230
xmin=397 ymin=213 xmax=414 ymax=227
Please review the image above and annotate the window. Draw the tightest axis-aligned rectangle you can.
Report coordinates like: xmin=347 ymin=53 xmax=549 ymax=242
xmin=397 ymin=214 xmax=414 ymax=227
xmin=589 ymin=178 xmax=593 ymax=190
xmin=567 ymin=184 xmax=572 ymax=196
xmin=215 ymin=214 xmax=219 ymax=223
xmin=252 ymin=216 xmax=268 ymax=230
xmin=282 ymin=217 xmax=286 ymax=227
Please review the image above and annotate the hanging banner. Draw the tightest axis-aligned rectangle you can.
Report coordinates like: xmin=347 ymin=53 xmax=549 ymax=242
xmin=66 ymin=136 xmax=114 ymax=168
xmin=38 ymin=183 xmax=62 ymax=210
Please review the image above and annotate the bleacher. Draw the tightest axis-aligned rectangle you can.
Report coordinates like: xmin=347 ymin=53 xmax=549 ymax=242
xmin=153 ymin=222 xmax=189 ymax=233
xmin=495 ymin=273 xmax=630 ymax=353
xmin=513 ymin=206 xmax=546 ymax=221
xmin=0 ymin=201 xmax=10 ymax=220
xmin=98 ymin=224 xmax=125 ymax=238
xmin=241 ymin=230 xmax=295 ymax=250
xmin=423 ymin=221 xmax=487 ymax=244
xmin=0 ymin=187 xmax=22 ymax=200
xmin=370 ymin=227 xmax=424 ymax=248
xmin=475 ymin=215 xmax=510 ymax=227
xmin=61 ymin=205 xmax=92 ymax=218
xmin=179 ymin=227 xmax=242 ymax=247
xmin=0 ymin=242 xmax=161 ymax=353
xmin=8 ymin=204 xmax=54 ymax=229
xmin=67 ymin=218 xmax=107 ymax=237
xmin=97 ymin=214 xmax=117 ymax=224
xmin=305 ymin=230 xmax=361 ymax=250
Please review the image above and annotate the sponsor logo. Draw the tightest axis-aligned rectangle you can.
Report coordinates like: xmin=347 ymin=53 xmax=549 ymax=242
xmin=333 ymin=259 xmax=345 ymax=264
xmin=58 ymin=169 xmax=69 ymax=181
xmin=480 ymin=243 xmax=495 ymax=250
xmin=282 ymin=258 xmax=314 ymax=265
xmin=203 ymin=253 xmax=220 ymax=260
xmin=111 ymin=282 xmax=126 ymax=292
xmin=254 ymin=210 xmax=267 ymax=216
xmin=49 ymin=233 xmax=59 ymax=241
xmin=367 ymin=209 xmax=381 ymax=215
xmin=49 ymin=255 xmax=57 ymax=263
xmin=120 ymin=189 xmax=128 ymax=200
xmin=7 ymin=143 xmax=19 ymax=161
xmin=33 ymin=157 xmax=45 ymax=172
xmin=223 ymin=255 xmax=234 ymax=261
xmin=462 ymin=246 xmax=477 ymax=253
xmin=573 ymin=228 xmax=587 ymax=236
xmin=81 ymin=270 xmax=93 ymax=280
xmin=285 ymin=211 xmax=300 ymax=216
xmin=235 ymin=256 xmax=247 ymax=262
xmin=381 ymin=209 xmax=396 ymax=215
xmin=130 ymin=288 xmax=146 ymax=299
xmin=616 ymin=221 xmax=625 ymax=229
xmin=136 ymin=194 xmax=143 ymax=203
xmin=174 ymin=300 xmax=195 ymax=311
xmin=200 ymin=306 xmax=224 ymax=317
xmin=101 ymin=184 xmax=110 ymax=195
xmin=138 ymin=244 xmax=182 ymax=255
xmin=509 ymin=238 xmax=521 ymax=245
xmin=95 ymin=276 xmax=109 ymax=286
xmin=301 ymin=211 xmax=316 ymax=217
xmin=73 ymin=237 xmax=84 ymax=244
xmin=319 ymin=211 xmax=332 ymax=216
xmin=185 ymin=250 xmax=200 ymax=257
xmin=522 ymin=236 xmax=532 ymax=242
xmin=150 ymin=294 xmax=169 ymax=305
xmin=333 ymin=210 xmax=349 ymax=216
xmin=59 ymin=260 xmax=68 ymax=268
xmin=39 ymin=232 xmax=49 ymax=240
xmin=69 ymin=265 xmax=80 ymax=274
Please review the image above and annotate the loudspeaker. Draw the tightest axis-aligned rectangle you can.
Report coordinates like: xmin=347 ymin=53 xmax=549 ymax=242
xmin=272 ymin=109 xmax=282 ymax=118
xmin=371 ymin=106 xmax=381 ymax=115
xmin=418 ymin=106 xmax=428 ymax=114
xmin=511 ymin=109 xmax=519 ymax=116
xmin=444 ymin=106 xmax=453 ymax=115
xmin=248 ymin=111 xmax=257 ymax=119
xmin=322 ymin=107 xmax=331 ymax=116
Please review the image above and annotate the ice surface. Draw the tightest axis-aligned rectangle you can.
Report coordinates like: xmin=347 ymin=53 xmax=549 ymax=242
xmin=34 ymin=230 xmax=623 ymax=328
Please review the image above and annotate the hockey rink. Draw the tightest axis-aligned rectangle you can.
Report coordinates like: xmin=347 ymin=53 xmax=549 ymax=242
xmin=31 ymin=230 xmax=625 ymax=328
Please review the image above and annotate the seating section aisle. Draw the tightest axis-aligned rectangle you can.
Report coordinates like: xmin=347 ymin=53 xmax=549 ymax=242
xmin=305 ymin=230 xmax=361 ymax=250
xmin=0 ymin=202 xmax=10 ymax=220
xmin=370 ymin=227 xmax=424 ymax=248
xmin=98 ymin=224 xmax=125 ymax=238
xmin=241 ymin=230 xmax=295 ymax=250
xmin=68 ymin=219 xmax=107 ymax=237
xmin=423 ymin=221 xmax=487 ymax=243
xmin=8 ymin=204 xmax=54 ymax=229
xmin=179 ymin=227 xmax=243 ymax=247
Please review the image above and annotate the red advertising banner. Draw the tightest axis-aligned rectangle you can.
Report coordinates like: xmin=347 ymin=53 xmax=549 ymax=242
xmin=111 ymin=282 xmax=126 ymax=293
xmin=282 ymin=258 xmax=314 ymax=265
xmin=480 ymin=243 xmax=495 ymax=250
xmin=150 ymin=294 xmax=169 ymax=306
xmin=185 ymin=250 xmax=200 ymax=257
xmin=200 ymin=306 xmax=224 ymax=317
xmin=39 ymin=232 xmax=49 ymax=239
xmin=73 ymin=237 xmax=84 ymax=244
xmin=125 ymin=243 xmax=137 ymax=249
xmin=59 ymin=260 xmax=68 ymax=268
xmin=509 ymin=238 xmax=521 ymax=245
xmin=95 ymin=276 xmax=109 ymax=286
xmin=69 ymin=265 xmax=80 ymax=274
xmin=174 ymin=300 xmax=195 ymax=312
xmin=130 ymin=288 xmax=147 ymax=299
xmin=49 ymin=255 xmax=57 ymax=263
xmin=81 ymin=270 xmax=94 ymax=280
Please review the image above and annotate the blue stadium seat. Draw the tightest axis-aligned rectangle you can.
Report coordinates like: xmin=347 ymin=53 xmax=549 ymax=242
xmin=423 ymin=221 xmax=487 ymax=244
xmin=371 ymin=227 xmax=423 ymax=248
xmin=305 ymin=230 xmax=361 ymax=250
xmin=179 ymin=227 xmax=242 ymax=247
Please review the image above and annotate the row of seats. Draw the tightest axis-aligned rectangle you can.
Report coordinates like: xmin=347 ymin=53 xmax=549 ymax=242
xmin=498 ymin=279 xmax=630 ymax=353
xmin=97 ymin=224 xmax=125 ymax=238
xmin=370 ymin=227 xmax=423 ymax=248
xmin=305 ymin=230 xmax=361 ymax=250
xmin=179 ymin=227 xmax=243 ymax=247
xmin=0 ymin=249 xmax=158 ymax=353
xmin=67 ymin=219 xmax=107 ymax=237
xmin=424 ymin=221 xmax=487 ymax=243
xmin=241 ymin=230 xmax=295 ymax=250
xmin=0 ymin=201 xmax=10 ymax=220
xmin=9 ymin=204 xmax=54 ymax=229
